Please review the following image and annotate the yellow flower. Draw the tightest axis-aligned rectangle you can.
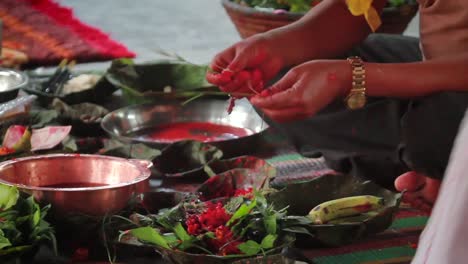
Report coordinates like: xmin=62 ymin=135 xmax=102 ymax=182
xmin=345 ymin=0 xmax=382 ymax=32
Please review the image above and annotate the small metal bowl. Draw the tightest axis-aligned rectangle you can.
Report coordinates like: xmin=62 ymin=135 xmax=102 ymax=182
xmin=101 ymin=98 xmax=269 ymax=158
xmin=0 ymin=154 xmax=152 ymax=216
xmin=0 ymin=68 xmax=29 ymax=103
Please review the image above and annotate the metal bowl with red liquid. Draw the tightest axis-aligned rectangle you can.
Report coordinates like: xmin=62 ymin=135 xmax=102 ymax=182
xmin=0 ymin=154 xmax=152 ymax=217
xmin=100 ymin=98 xmax=269 ymax=158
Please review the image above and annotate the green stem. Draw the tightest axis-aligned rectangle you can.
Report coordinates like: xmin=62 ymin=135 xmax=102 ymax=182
xmin=191 ymin=244 xmax=215 ymax=255
xmin=182 ymin=93 xmax=205 ymax=105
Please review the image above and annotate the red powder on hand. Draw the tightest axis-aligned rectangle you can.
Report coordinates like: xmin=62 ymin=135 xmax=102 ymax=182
xmin=327 ymin=72 xmax=337 ymax=81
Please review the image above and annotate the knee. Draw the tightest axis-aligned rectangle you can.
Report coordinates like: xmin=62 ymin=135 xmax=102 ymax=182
xmin=400 ymin=92 xmax=468 ymax=179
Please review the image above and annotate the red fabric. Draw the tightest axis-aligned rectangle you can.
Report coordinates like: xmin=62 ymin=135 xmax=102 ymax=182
xmin=0 ymin=0 xmax=135 ymax=68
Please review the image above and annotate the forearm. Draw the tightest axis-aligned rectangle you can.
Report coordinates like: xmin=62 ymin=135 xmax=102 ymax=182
xmin=366 ymin=57 xmax=468 ymax=97
xmin=264 ymin=0 xmax=387 ymax=67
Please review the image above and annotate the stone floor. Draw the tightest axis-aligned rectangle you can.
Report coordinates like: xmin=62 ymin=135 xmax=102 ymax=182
xmin=53 ymin=0 xmax=419 ymax=72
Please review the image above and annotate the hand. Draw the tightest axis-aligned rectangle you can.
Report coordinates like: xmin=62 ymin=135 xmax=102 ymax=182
xmin=250 ymin=60 xmax=351 ymax=123
xmin=206 ymin=34 xmax=284 ymax=96
xmin=395 ymin=171 xmax=441 ymax=213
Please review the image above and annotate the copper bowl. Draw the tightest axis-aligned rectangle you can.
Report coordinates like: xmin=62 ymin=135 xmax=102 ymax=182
xmin=0 ymin=154 xmax=152 ymax=216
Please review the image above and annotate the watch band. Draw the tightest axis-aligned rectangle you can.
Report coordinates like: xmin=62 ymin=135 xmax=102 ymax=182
xmin=345 ymin=56 xmax=367 ymax=110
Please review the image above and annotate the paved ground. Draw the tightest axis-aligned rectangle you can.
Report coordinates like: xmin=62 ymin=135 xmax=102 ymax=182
xmin=54 ymin=0 xmax=419 ymax=71
xmin=55 ymin=0 xmax=240 ymax=71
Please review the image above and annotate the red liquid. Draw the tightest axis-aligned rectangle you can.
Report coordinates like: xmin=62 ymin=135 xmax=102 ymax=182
xmin=143 ymin=122 xmax=252 ymax=143
xmin=41 ymin=182 xmax=108 ymax=188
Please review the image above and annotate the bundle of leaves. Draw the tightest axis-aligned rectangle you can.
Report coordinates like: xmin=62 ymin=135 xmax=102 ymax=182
xmin=0 ymin=185 xmax=56 ymax=260
xmin=117 ymin=191 xmax=308 ymax=259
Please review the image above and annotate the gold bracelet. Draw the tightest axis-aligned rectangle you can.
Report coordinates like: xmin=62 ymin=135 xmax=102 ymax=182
xmin=345 ymin=56 xmax=367 ymax=110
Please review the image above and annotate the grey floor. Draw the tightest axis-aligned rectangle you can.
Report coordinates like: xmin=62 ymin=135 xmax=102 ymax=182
xmin=53 ymin=0 xmax=419 ymax=71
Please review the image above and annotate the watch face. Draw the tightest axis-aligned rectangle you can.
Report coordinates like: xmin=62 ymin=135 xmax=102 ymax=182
xmin=346 ymin=93 xmax=366 ymax=110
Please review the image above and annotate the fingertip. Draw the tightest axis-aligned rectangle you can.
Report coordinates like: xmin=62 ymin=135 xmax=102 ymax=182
xmin=249 ymin=95 xmax=261 ymax=105
xmin=260 ymin=88 xmax=271 ymax=97
xmin=206 ymin=72 xmax=221 ymax=85
xmin=394 ymin=171 xmax=426 ymax=192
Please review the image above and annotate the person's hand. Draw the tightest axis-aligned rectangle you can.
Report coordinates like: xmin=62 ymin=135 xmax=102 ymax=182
xmin=206 ymin=34 xmax=284 ymax=97
xmin=250 ymin=60 xmax=351 ymax=123
xmin=395 ymin=171 xmax=441 ymax=213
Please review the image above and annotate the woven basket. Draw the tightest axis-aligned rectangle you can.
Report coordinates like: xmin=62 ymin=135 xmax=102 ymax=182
xmin=222 ymin=0 xmax=418 ymax=38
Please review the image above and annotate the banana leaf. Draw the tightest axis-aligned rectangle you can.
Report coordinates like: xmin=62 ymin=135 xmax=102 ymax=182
xmin=267 ymin=173 xmax=402 ymax=246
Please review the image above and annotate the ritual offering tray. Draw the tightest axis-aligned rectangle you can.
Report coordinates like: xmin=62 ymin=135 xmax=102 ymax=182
xmin=111 ymin=158 xmax=401 ymax=264
xmin=101 ymin=98 xmax=268 ymax=158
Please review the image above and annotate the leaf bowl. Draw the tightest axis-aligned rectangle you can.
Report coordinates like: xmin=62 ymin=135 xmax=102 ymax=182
xmin=117 ymin=233 xmax=295 ymax=264
xmin=24 ymin=74 xmax=117 ymax=107
xmin=267 ymin=173 xmax=402 ymax=247
xmin=196 ymin=156 xmax=276 ymax=200
xmin=153 ymin=141 xmax=223 ymax=178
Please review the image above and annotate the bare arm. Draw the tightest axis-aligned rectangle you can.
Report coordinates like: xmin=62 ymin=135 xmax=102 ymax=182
xmin=249 ymin=56 xmax=468 ymax=122
xmin=264 ymin=0 xmax=387 ymax=67
xmin=365 ymin=56 xmax=468 ymax=97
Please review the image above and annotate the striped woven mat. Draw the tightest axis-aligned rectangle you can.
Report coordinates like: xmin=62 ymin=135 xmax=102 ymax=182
xmin=0 ymin=0 xmax=135 ymax=68
xmin=261 ymin=132 xmax=429 ymax=264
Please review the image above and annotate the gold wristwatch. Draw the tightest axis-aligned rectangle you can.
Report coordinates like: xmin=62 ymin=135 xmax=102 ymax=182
xmin=345 ymin=56 xmax=367 ymax=110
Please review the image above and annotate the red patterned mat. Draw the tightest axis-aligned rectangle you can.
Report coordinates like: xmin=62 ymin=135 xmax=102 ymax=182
xmin=0 ymin=0 xmax=135 ymax=68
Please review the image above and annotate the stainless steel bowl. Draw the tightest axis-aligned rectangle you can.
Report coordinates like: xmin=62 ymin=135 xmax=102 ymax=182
xmin=0 ymin=154 xmax=152 ymax=216
xmin=101 ymin=98 xmax=269 ymax=158
xmin=0 ymin=68 xmax=29 ymax=103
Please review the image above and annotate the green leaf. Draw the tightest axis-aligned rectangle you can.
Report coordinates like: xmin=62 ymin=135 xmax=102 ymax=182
xmin=61 ymin=136 xmax=78 ymax=152
xmin=163 ymin=233 xmax=180 ymax=247
xmin=0 ymin=185 xmax=19 ymax=210
xmin=282 ymin=227 xmax=313 ymax=236
xmin=0 ymin=230 xmax=12 ymax=250
xmin=203 ymin=232 xmax=215 ymax=239
xmin=100 ymin=140 xmax=161 ymax=160
xmin=227 ymin=199 xmax=257 ymax=226
xmin=155 ymin=204 xmax=185 ymax=231
xmin=32 ymin=204 xmax=41 ymax=227
xmin=130 ymin=227 xmax=170 ymax=249
xmin=0 ymin=245 xmax=33 ymax=257
xmin=30 ymin=109 xmax=59 ymax=128
xmin=174 ymin=223 xmax=191 ymax=242
xmin=238 ymin=240 xmax=261 ymax=256
xmin=173 ymin=222 xmax=194 ymax=250
xmin=264 ymin=214 xmax=277 ymax=235
xmin=283 ymin=0 xmax=311 ymax=12
xmin=105 ymin=59 xmax=213 ymax=104
xmin=388 ymin=0 xmax=406 ymax=7
xmin=224 ymin=197 xmax=244 ymax=214
xmin=260 ymin=234 xmax=277 ymax=249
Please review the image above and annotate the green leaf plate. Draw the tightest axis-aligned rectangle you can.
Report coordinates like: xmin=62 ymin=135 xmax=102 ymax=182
xmin=24 ymin=74 xmax=117 ymax=107
xmin=267 ymin=173 xmax=402 ymax=247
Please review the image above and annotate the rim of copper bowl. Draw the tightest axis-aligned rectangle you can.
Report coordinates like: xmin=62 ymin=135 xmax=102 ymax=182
xmin=0 ymin=154 xmax=152 ymax=191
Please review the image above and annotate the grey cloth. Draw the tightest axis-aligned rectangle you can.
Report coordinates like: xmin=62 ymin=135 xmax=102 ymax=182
xmin=265 ymin=34 xmax=468 ymax=188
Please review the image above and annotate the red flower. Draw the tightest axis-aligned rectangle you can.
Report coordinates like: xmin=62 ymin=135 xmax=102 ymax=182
xmin=198 ymin=202 xmax=231 ymax=231
xmin=233 ymin=187 xmax=254 ymax=198
xmin=208 ymin=225 xmax=242 ymax=255
xmin=186 ymin=214 xmax=202 ymax=236
xmin=184 ymin=201 xmax=243 ymax=255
